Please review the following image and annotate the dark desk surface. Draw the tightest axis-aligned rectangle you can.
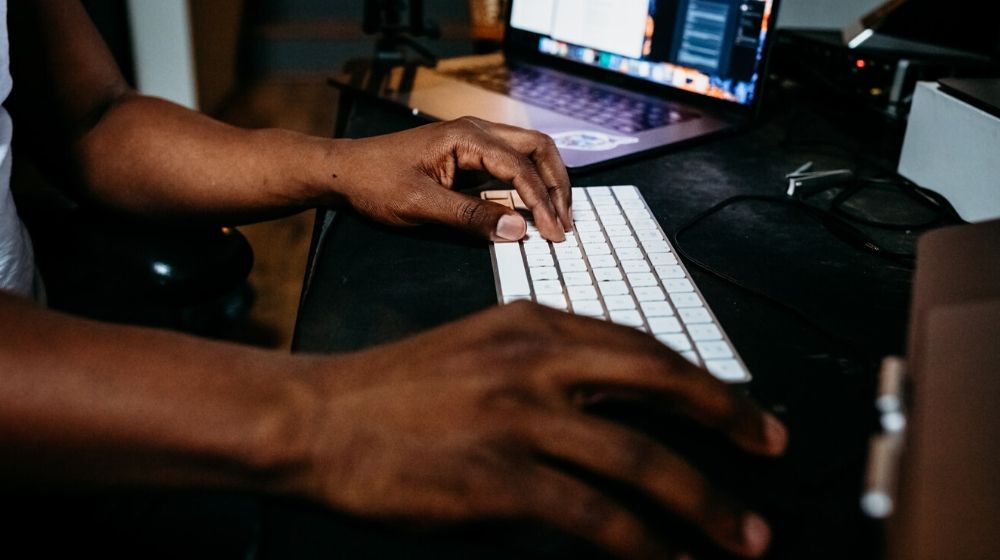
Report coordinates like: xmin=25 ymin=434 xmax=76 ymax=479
xmin=283 ymin=80 xmax=946 ymax=559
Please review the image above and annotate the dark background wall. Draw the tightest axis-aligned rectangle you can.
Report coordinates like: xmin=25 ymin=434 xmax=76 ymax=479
xmin=79 ymin=0 xmax=477 ymax=112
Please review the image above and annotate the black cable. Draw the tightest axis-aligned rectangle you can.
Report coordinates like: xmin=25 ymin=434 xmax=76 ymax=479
xmin=828 ymin=179 xmax=953 ymax=231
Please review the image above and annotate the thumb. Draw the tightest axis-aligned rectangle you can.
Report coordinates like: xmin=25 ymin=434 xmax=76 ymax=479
xmin=417 ymin=187 xmax=527 ymax=242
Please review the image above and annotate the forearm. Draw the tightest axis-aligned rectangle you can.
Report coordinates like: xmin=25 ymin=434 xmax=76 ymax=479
xmin=0 ymin=291 xmax=319 ymax=493
xmin=74 ymin=94 xmax=347 ymax=224
xmin=9 ymin=0 xmax=352 ymax=224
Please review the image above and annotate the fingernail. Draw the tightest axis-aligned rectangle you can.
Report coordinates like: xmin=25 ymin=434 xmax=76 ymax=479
xmin=496 ymin=214 xmax=526 ymax=241
xmin=763 ymin=413 xmax=789 ymax=453
xmin=742 ymin=513 xmax=771 ymax=557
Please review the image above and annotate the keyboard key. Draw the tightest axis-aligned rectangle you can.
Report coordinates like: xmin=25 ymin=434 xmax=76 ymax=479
xmin=563 ymin=272 xmax=593 ymax=286
xmin=655 ymin=265 xmax=686 ymax=279
xmin=640 ymin=300 xmax=674 ymax=317
xmin=561 ymin=233 xmax=579 ymax=247
xmin=642 ymin=238 xmax=672 ymax=254
xmin=558 ymin=258 xmax=587 ymax=273
xmin=688 ymin=323 xmax=723 ymax=341
xmin=648 ymin=317 xmax=683 ymax=334
xmin=649 ymin=253 xmax=679 ymax=266
xmin=681 ymin=351 xmax=701 ymax=365
xmin=571 ymin=300 xmax=605 ymax=317
xmin=600 ymin=215 xmax=627 ymax=227
xmin=705 ymin=360 xmax=749 ymax=382
xmin=612 ymin=185 xmax=640 ymax=199
xmin=593 ymin=268 xmax=623 ymax=282
xmin=634 ymin=286 xmax=666 ymax=302
xmin=594 ymin=202 xmax=619 ymax=214
xmin=609 ymin=236 xmax=638 ymax=249
xmin=524 ymin=242 xmax=551 ymax=255
xmin=609 ymin=310 xmax=644 ymax=328
xmin=527 ymin=253 xmax=554 ymax=268
xmin=656 ymin=333 xmax=692 ymax=352
xmin=579 ymin=231 xmax=607 ymax=244
xmin=598 ymin=281 xmax=629 ymax=296
xmin=604 ymin=295 xmax=637 ymax=311
xmin=554 ymin=246 xmax=583 ymax=260
xmin=621 ymin=202 xmax=648 ymax=215
xmin=626 ymin=272 xmax=658 ymax=287
xmin=503 ymin=295 xmax=531 ymax=304
xmin=679 ymin=307 xmax=712 ymax=324
xmin=696 ymin=341 xmax=734 ymax=360
xmin=533 ymin=280 xmax=564 ymax=295
xmin=608 ymin=235 xmax=639 ymax=250
xmin=615 ymin=247 xmax=645 ymax=261
xmin=636 ymin=229 xmax=665 ymax=242
xmin=621 ymin=260 xmax=651 ymax=273
xmin=670 ymin=292 xmax=703 ymax=307
xmin=536 ymin=293 xmax=568 ymax=310
xmin=511 ymin=191 xmax=527 ymax=210
xmin=583 ymin=243 xmax=612 ymax=256
xmin=605 ymin=225 xmax=632 ymax=237
xmin=484 ymin=190 xmax=510 ymax=200
xmin=567 ymin=285 xmax=598 ymax=301
xmin=664 ymin=279 xmax=695 ymax=293
xmin=588 ymin=254 xmax=617 ymax=268
xmin=530 ymin=266 xmax=559 ymax=281
xmin=574 ymin=211 xmax=598 ymax=222
xmin=494 ymin=242 xmax=531 ymax=297
xmin=630 ymin=218 xmax=659 ymax=231
xmin=587 ymin=186 xmax=611 ymax=196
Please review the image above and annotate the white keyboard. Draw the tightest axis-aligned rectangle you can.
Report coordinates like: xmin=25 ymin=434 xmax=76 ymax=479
xmin=483 ymin=186 xmax=750 ymax=383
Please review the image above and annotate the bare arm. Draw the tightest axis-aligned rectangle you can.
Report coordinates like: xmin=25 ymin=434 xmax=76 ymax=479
xmin=0 ymin=290 xmax=315 ymax=490
xmin=0 ymin=291 xmax=785 ymax=558
xmin=8 ymin=0 xmax=572 ymax=237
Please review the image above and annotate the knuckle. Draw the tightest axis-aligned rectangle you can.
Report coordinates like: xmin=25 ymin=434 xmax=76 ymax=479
xmin=538 ymin=132 xmax=558 ymax=150
xmin=482 ymin=385 xmax=539 ymax=415
xmin=454 ymin=116 xmax=483 ymax=132
xmin=487 ymin=316 xmax=549 ymax=358
xmin=456 ymin=199 xmax=490 ymax=227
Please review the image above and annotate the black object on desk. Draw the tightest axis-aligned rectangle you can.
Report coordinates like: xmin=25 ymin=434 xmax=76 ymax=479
xmin=280 ymin=76 xmax=951 ymax=558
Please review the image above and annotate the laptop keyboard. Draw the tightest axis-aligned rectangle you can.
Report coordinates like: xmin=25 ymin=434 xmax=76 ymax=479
xmin=450 ymin=65 xmax=697 ymax=134
xmin=483 ymin=186 xmax=750 ymax=383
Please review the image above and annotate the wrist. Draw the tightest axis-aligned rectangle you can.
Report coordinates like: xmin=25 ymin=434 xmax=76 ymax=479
xmin=297 ymin=135 xmax=357 ymax=208
xmin=236 ymin=354 xmax=326 ymax=497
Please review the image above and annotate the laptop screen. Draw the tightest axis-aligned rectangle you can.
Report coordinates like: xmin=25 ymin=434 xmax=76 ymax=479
xmin=508 ymin=0 xmax=776 ymax=106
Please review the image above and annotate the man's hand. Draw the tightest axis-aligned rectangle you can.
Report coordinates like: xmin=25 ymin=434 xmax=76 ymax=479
xmin=294 ymin=302 xmax=788 ymax=559
xmin=333 ymin=117 xmax=573 ymax=242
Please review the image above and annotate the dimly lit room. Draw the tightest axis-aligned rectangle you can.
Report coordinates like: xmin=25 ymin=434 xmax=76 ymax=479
xmin=2 ymin=1 xmax=998 ymax=558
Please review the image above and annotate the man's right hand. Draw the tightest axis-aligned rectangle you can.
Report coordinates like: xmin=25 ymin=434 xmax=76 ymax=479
xmin=293 ymin=302 xmax=787 ymax=559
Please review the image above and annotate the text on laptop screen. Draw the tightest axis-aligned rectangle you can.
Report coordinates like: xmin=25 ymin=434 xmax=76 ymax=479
xmin=510 ymin=0 xmax=775 ymax=105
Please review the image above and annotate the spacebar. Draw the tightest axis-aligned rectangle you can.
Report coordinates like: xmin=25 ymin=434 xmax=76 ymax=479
xmin=494 ymin=243 xmax=531 ymax=297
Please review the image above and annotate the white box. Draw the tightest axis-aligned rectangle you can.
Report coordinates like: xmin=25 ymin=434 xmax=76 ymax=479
xmin=899 ymin=82 xmax=1000 ymax=223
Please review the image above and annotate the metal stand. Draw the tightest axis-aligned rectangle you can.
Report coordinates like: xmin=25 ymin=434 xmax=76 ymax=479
xmin=362 ymin=0 xmax=440 ymax=68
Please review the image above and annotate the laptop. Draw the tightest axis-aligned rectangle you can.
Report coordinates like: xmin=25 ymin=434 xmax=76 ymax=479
xmin=366 ymin=0 xmax=781 ymax=170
